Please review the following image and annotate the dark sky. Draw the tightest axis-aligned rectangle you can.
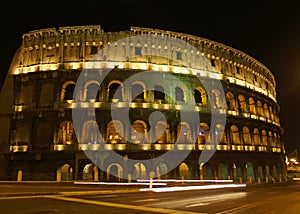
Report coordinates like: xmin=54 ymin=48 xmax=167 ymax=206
xmin=1 ymin=0 xmax=300 ymax=154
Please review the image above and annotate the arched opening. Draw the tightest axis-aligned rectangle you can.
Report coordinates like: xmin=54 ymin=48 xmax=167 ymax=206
xmin=238 ymin=94 xmax=247 ymax=113
xmin=132 ymin=163 xmax=147 ymax=180
xmin=179 ymin=163 xmax=192 ymax=179
xmin=194 ymin=89 xmax=202 ymax=104
xmin=108 ymin=82 xmax=123 ymax=102
xmin=57 ymin=121 xmax=74 ymax=145
xmin=177 ymin=122 xmax=191 ymax=143
xmin=264 ymin=103 xmax=270 ymax=119
xmin=242 ymin=126 xmax=251 ymax=145
xmin=40 ymin=83 xmax=54 ymax=104
xmin=246 ymin=162 xmax=255 ymax=182
xmin=18 ymin=85 xmax=33 ymax=105
xmin=156 ymin=163 xmax=168 ymax=179
xmin=218 ymin=162 xmax=229 ymax=179
xmin=131 ymin=83 xmax=144 ymax=102
xmin=257 ymin=100 xmax=263 ymax=116
xmin=262 ymin=130 xmax=268 ymax=146
xmin=82 ymin=120 xmax=100 ymax=144
xmin=257 ymin=166 xmax=264 ymax=182
xmin=131 ymin=120 xmax=147 ymax=144
xmin=57 ymin=164 xmax=73 ymax=181
xmin=202 ymin=163 xmax=214 ymax=179
xmin=211 ymin=89 xmax=223 ymax=108
xmin=265 ymin=165 xmax=271 ymax=180
xmin=107 ymin=164 xmax=123 ymax=181
xmin=83 ymin=164 xmax=98 ymax=181
xmin=226 ymin=92 xmax=236 ymax=111
xmin=86 ymin=83 xmax=99 ymax=101
xmin=62 ymin=83 xmax=75 ymax=102
xmin=106 ymin=120 xmax=124 ymax=144
xmin=197 ymin=123 xmax=210 ymax=144
xmin=34 ymin=121 xmax=53 ymax=151
xmin=155 ymin=121 xmax=169 ymax=143
xmin=215 ymin=124 xmax=226 ymax=145
xmin=249 ymin=97 xmax=256 ymax=115
xmin=269 ymin=106 xmax=274 ymax=121
xmin=233 ymin=163 xmax=243 ymax=182
xmin=194 ymin=87 xmax=207 ymax=106
xmin=154 ymin=85 xmax=165 ymax=102
xmin=230 ymin=125 xmax=241 ymax=145
xmin=253 ymin=128 xmax=261 ymax=145
xmin=268 ymin=131 xmax=274 ymax=147
xmin=175 ymin=86 xmax=184 ymax=102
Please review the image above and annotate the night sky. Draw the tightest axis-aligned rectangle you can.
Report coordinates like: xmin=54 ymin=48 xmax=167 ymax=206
xmin=0 ymin=1 xmax=299 ymax=154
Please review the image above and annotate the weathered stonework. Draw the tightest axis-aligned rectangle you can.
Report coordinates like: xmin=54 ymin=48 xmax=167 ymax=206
xmin=0 ymin=25 xmax=286 ymax=182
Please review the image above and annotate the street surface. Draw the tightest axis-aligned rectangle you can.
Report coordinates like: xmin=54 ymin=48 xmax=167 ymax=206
xmin=0 ymin=181 xmax=299 ymax=213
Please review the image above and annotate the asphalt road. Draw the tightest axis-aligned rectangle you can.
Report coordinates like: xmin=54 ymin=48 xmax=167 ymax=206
xmin=0 ymin=181 xmax=299 ymax=214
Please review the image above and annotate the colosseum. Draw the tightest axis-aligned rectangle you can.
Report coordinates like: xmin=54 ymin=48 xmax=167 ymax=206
xmin=0 ymin=25 xmax=287 ymax=183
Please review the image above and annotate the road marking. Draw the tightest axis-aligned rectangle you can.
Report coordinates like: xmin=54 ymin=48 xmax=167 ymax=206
xmin=93 ymin=194 xmax=118 ymax=198
xmin=134 ymin=198 xmax=159 ymax=202
xmin=58 ymin=189 xmax=140 ymax=196
xmin=43 ymin=195 xmax=205 ymax=214
xmin=0 ymin=195 xmax=42 ymax=200
xmin=216 ymin=202 xmax=261 ymax=214
xmin=185 ymin=203 xmax=210 ymax=208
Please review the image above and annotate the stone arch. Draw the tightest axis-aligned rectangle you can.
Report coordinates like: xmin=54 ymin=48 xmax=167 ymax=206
xmin=19 ymin=85 xmax=33 ymax=105
xmin=40 ymin=82 xmax=54 ymax=104
xmin=83 ymin=163 xmax=99 ymax=181
xmin=34 ymin=120 xmax=53 ymax=151
xmin=194 ymin=86 xmax=207 ymax=106
xmin=253 ymin=128 xmax=261 ymax=145
xmin=61 ymin=81 xmax=76 ymax=102
xmin=131 ymin=120 xmax=148 ymax=144
xmin=211 ymin=89 xmax=223 ymax=108
xmin=57 ymin=121 xmax=74 ymax=145
xmin=202 ymin=162 xmax=214 ymax=179
xmin=268 ymin=131 xmax=274 ymax=147
xmin=132 ymin=163 xmax=147 ymax=180
xmin=246 ymin=162 xmax=255 ymax=182
xmin=154 ymin=85 xmax=165 ymax=102
xmin=107 ymin=163 xmax=123 ymax=181
xmin=106 ymin=120 xmax=124 ymax=144
xmin=155 ymin=121 xmax=169 ymax=143
xmin=14 ymin=124 xmax=30 ymax=145
xmin=179 ymin=162 xmax=192 ymax=179
xmin=226 ymin=91 xmax=236 ymax=111
xmin=131 ymin=82 xmax=145 ymax=102
xmin=218 ymin=162 xmax=229 ymax=180
xmin=57 ymin=164 xmax=73 ymax=181
xmin=177 ymin=122 xmax=192 ymax=143
xmin=108 ymin=80 xmax=123 ymax=102
xmin=238 ymin=94 xmax=247 ymax=113
xmin=84 ymin=81 xmax=100 ymax=101
xmin=175 ymin=86 xmax=184 ymax=102
xmin=197 ymin=122 xmax=210 ymax=144
xmin=242 ymin=126 xmax=252 ymax=145
xmin=233 ymin=162 xmax=243 ymax=182
xmin=262 ymin=130 xmax=268 ymax=146
xmin=269 ymin=106 xmax=274 ymax=121
xmin=82 ymin=120 xmax=100 ymax=144
xmin=264 ymin=103 xmax=270 ymax=119
xmin=215 ymin=124 xmax=226 ymax=145
xmin=257 ymin=100 xmax=263 ymax=116
xmin=156 ymin=162 xmax=168 ymax=179
xmin=249 ymin=97 xmax=256 ymax=115
xmin=230 ymin=125 xmax=241 ymax=145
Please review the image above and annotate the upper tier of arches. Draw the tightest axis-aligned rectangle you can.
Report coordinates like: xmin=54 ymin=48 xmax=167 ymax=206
xmin=13 ymin=25 xmax=277 ymax=102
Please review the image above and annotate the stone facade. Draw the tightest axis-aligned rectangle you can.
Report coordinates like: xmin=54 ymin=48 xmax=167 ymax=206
xmin=0 ymin=25 xmax=286 ymax=183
